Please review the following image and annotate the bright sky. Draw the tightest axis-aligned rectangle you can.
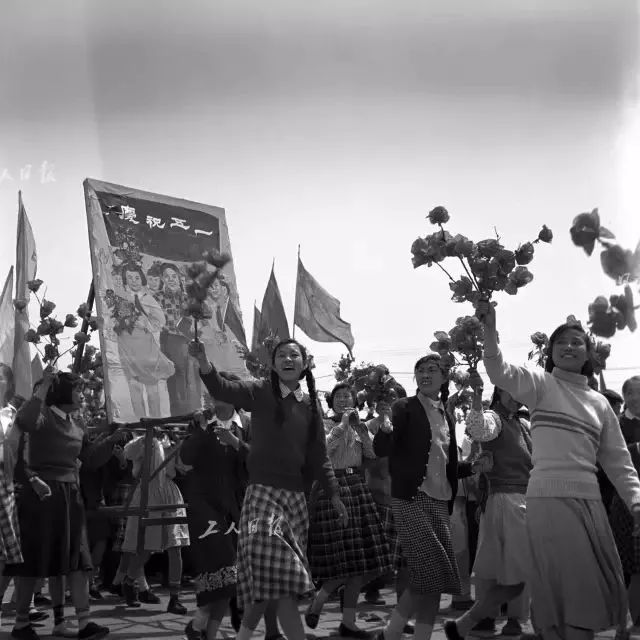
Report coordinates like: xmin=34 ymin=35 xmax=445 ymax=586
xmin=1 ymin=0 xmax=639 ymax=395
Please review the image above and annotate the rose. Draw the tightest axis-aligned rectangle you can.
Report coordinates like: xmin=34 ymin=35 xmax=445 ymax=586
xmin=25 ymin=329 xmax=40 ymax=344
xmin=187 ymin=261 xmax=207 ymax=279
xmin=476 ymin=239 xmax=503 ymax=259
xmin=77 ymin=303 xmax=90 ymax=318
xmin=74 ymin=331 xmax=91 ymax=345
xmin=590 ymin=340 xmax=611 ymax=374
xmin=43 ymin=343 xmax=58 ymax=363
xmin=40 ymin=299 xmax=56 ymax=319
xmin=600 ymin=245 xmax=633 ymax=282
xmin=202 ymin=250 xmax=231 ymax=268
xmin=64 ymin=314 xmax=78 ymax=328
xmin=611 ymin=285 xmax=637 ymax=332
xmin=37 ymin=319 xmax=52 ymax=335
xmin=27 ymin=279 xmax=43 ymax=293
xmin=450 ymin=234 xmax=474 ymax=258
xmin=570 ymin=209 xmax=601 ymax=256
xmin=538 ymin=225 xmax=553 ymax=243
xmin=427 ymin=206 xmax=450 ymax=225
xmin=411 ymin=232 xmax=450 ymax=267
xmin=430 ymin=331 xmax=452 ymax=355
xmin=505 ymin=266 xmax=533 ymax=295
xmin=48 ymin=319 xmax=65 ymax=335
xmin=492 ymin=249 xmax=516 ymax=276
xmin=88 ymin=316 xmax=99 ymax=331
xmin=530 ymin=332 xmax=548 ymax=348
xmin=515 ymin=242 xmax=535 ymax=265
xmin=449 ymin=277 xmax=475 ymax=303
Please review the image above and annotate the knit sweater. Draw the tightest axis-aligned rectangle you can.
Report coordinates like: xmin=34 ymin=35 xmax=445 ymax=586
xmin=483 ymin=349 xmax=640 ymax=510
xmin=200 ymin=368 xmax=338 ymax=498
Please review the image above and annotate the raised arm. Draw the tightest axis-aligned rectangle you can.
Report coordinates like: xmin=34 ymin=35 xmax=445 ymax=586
xmin=188 ymin=340 xmax=260 ymax=411
xmin=14 ymin=367 xmax=56 ymax=433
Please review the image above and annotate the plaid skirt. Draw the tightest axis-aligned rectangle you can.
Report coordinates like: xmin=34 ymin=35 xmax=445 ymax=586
xmin=0 ymin=471 xmax=22 ymax=565
xmin=392 ymin=492 xmax=461 ymax=595
xmin=610 ymin=494 xmax=640 ymax=576
xmin=375 ymin=502 xmax=405 ymax=570
xmin=106 ymin=481 xmax=133 ymax=552
xmin=237 ymin=484 xmax=314 ymax=610
xmin=308 ymin=471 xmax=392 ymax=582
xmin=5 ymin=480 xmax=92 ymax=577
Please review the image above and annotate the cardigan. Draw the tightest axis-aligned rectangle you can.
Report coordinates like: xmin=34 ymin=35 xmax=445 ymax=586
xmin=373 ymin=395 xmax=473 ymax=513
xmin=484 ymin=349 xmax=640 ymax=509
xmin=199 ymin=367 xmax=338 ymax=499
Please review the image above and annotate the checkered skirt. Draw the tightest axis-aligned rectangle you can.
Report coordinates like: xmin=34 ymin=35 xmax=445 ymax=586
xmin=236 ymin=484 xmax=314 ymax=610
xmin=610 ymin=493 xmax=640 ymax=575
xmin=106 ymin=481 xmax=134 ymax=552
xmin=308 ymin=472 xmax=392 ymax=581
xmin=375 ymin=501 xmax=404 ymax=570
xmin=0 ymin=472 xmax=22 ymax=565
xmin=392 ymin=492 xmax=461 ymax=594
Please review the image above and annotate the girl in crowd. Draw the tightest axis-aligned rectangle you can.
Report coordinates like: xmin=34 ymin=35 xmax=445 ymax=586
xmin=305 ymin=383 xmax=392 ymax=638
xmin=373 ymin=354 xmax=489 ymax=640
xmin=121 ymin=430 xmax=190 ymax=614
xmin=7 ymin=369 xmax=118 ymax=640
xmin=180 ymin=387 xmax=249 ymax=640
xmin=474 ymin=300 xmax=640 ymax=640
xmin=189 ymin=338 xmax=348 ymax=640
xmin=446 ymin=378 xmax=532 ymax=639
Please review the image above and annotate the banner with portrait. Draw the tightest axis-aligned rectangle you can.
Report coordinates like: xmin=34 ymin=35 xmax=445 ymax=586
xmin=83 ymin=178 xmax=249 ymax=423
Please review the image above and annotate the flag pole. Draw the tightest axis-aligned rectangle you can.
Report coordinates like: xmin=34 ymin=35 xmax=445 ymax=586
xmin=292 ymin=245 xmax=301 ymax=340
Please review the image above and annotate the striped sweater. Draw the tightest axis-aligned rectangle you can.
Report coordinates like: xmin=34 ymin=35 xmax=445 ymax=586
xmin=483 ymin=349 xmax=640 ymax=510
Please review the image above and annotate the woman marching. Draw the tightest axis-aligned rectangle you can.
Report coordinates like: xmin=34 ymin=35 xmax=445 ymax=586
xmin=445 ymin=376 xmax=533 ymax=640
xmin=305 ymin=383 xmax=392 ymax=638
xmin=475 ymin=300 xmax=640 ymax=640
xmin=372 ymin=354 xmax=489 ymax=640
xmin=188 ymin=338 xmax=348 ymax=640
xmin=179 ymin=385 xmax=249 ymax=640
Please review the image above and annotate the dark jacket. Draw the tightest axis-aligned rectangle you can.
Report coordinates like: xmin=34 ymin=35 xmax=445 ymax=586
xmin=373 ymin=395 xmax=473 ymax=514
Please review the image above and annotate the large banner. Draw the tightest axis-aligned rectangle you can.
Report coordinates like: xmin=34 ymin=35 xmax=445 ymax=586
xmin=83 ymin=179 xmax=249 ymax=423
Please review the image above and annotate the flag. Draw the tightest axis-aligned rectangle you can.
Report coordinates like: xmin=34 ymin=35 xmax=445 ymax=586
xmin=251 ymin=304 xmax=262 ymax=351
xmin=258 ymin=266 xmax=290 ymax=342
xmin=12 ymin=192 xmax=37 ymax=399
xmin=294 ymin=257 xmax=354 ymax=354
xmin=0 ymin=267 xmax=14 ymax=366
xmin=223 ymin=301 xmax=247 ymax=349
xmin=31 ymin=354 xmax=43 ymax=383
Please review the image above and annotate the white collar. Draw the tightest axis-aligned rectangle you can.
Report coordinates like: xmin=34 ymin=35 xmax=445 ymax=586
xmin=625 ymin=408 xmax=640 ymax=421
xmin=51 ymin=406 xmax=71 ymax=421
xmin=280 ymin=382 xmax=304 ymax=402
xmin=418 ymin=393 xmax=444 ymax=411
xmin=211 ymin=411 xmax=244 ymax=429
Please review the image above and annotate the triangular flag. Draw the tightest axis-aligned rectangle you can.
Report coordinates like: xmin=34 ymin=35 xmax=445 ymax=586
xmin=258 ymin=266 xmax=290 ymax=343
xmin=251 ymin=304 xmax=262 ymax=351
xmin=223 ymin=301 xmax=247 ymax=349
xmin=31 ymin=354 xmax=43 ymax=383
xmin=12 ymin=192 xmax=37 ymax=399
xmin=294 ymin=256 xmax=354 ymax=354
xmin=0 ymin=267 xmax=15 ymax=366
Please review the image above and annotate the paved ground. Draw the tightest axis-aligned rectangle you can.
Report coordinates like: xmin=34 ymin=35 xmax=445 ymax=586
xmin=0 ymin=587 xmax=623 ymax=640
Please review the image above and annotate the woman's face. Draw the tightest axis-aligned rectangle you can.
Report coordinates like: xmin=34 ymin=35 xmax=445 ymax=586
xmin=125 ymin=270 xmax=143 ymax=292
xmin=162 ymin=268 xmax=181 ymax=293
xmin=273 ymin=343 xmax=305 ymax=384
xmin=332 ymin=388 xmax=354 ymax=415
xmin=147 ymin=274 xmax=161 ymax=292
xmin=623 ymin=380 xmax=640 ymax=417
xmin=415 ymin=361 xmax=444 ymax=398
xmin=551 ymin=329 xmax=588 ymax=374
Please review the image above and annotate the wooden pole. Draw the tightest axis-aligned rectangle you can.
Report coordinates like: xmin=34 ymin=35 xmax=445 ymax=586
xmin=136 ymin=421 xmax=154 ymax=554
xmin=72 ymin=281 xmax=95 ymax=373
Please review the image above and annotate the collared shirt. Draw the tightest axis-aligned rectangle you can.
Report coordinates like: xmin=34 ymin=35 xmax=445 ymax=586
xmin=50 ymin=406 xmax=72 ymax=422
xmin=625 ymin=409 xmax=640 ymax=421
xmin=324 ymin=416 xmax=376 ymax=469
xmin=417 ymin=394 xmax=452 ymax=501
xmin=280 ymin=382 xmax=304 ymax=402
xmin=209 ymin=411 xmax=244 ymax=433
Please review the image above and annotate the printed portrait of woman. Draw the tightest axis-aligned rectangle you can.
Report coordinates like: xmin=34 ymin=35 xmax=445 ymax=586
xmin=117 ymin=263 xmax=175 ymax=417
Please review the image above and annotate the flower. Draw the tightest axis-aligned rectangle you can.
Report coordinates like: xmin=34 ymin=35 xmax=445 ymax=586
xmin=570 ymin=209 xmax=601 ymax=256
xmin=74 ymin=331 xmax=91 ymax=345
xmin=600 ymin=245 xmax=634 ymax=282
xmin=64 ymin=314 xmax=78 ymax=328
xmin=43 ymin=343 xmax=58 ymax=363
xmin=39 ymin=299 xmax=56 ymax=319
xmin=610 ymin=285 xmax=637 ymax=332
xmin=202 ymin=250 xmax=231 ymax=268
xmin=77 ymin=303 xmax=90 ymax=318
xmin=13 ymin=298 xmax=28 ymax=312
xmin=492 ymin=249 xmax=516 ymax=276
xmin=449 ymin=277 xmax=475 ymax=303
xmin=476 ymin=239 xmax=503 ymax=259
xmin=48 ymin=319 xmax=65 ymax=335
xmin=427 ymin=206 xmax=450 ymax=225
xmin=37 ymin=319 xmax=52 ymax=335
xmin=450 ymin=234 xmax=474 ymax=258
xmin=515 ymin=242 xmax=535 ymax=265
xmin=88 ymin=316 xmax=99 ymax=331
xmin=430 ymin=330 xmax=452 ymax=354
xmin=410 ymin=231 xmax=451 ymax=267
xmin=589 ymin=339 xmax=611 ymax=375
xmin=505 ymin=266 xmax=533 ymax=295
xmin=587 ymin=298 xmax=619 ymax=338
xmin=530 ymin=332 xmax=548 ymax=348
xmin=24 ymin=329 xmax=40 ymax=344
xmin=187 ymin=261 xmax=207 ymax=279
xmin=27 ymin=279 xmax=44 ymax=293
xmin=538 ymin=225 xmax=553 ymax=243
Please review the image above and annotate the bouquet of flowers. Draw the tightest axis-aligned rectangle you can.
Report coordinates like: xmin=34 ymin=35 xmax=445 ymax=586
xmin=185 ymin=250 xmax=231 ymax=339
xmin=104 ymin=289 xmax=141 ymax=335
xmin=110 ymin=225 xmax=143 ymax=276
xmin=17 ymin=279 xmax=97 ymax=364
xmin=569 ymin=208 xmax=638 ymax=337
xmin=430 ymin=315 xmax=485 ymax=374
xmin=70 ymin=344 xmax=106 ymax=428
xmin=411 ymin=206 xmax=552 ymax=316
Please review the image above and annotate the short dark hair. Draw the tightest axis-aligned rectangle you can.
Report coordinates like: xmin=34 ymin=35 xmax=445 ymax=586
xmin=45 ymin=372 xmax=82 ymax=407
xmin=146 ymin=264 xmax=163 ymax=278
xmin=622 ymin=376 xmax=640 ymax=396
xmin=544 ymin=323 xmax=594 ymax=377
xmin=121 ymin=263 xmax=147 ymax=288
xmin=328 ymin=382 xmax=356 ymax=410
xmin=0 ymin=363 xmax=15 ymax=407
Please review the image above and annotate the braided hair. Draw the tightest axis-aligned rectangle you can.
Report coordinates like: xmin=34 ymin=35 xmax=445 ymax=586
xmin=270 ymin=339 xmax=319 ymax=432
